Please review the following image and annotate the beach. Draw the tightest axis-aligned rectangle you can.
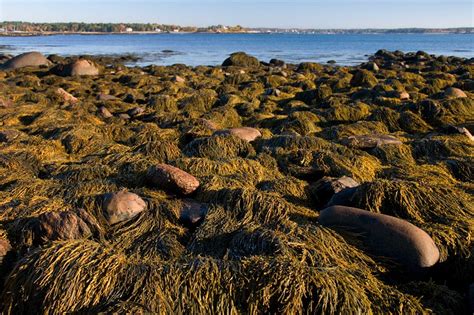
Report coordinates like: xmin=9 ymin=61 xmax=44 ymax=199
xmin=0 ymin=49 xmax=473 ymax=313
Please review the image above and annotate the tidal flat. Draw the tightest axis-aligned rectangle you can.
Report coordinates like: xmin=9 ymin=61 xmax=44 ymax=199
xmin=0 ymin=50 xmax=473 ymax=313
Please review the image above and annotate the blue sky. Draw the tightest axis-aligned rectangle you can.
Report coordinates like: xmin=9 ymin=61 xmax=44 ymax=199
xmin=1 ymin=0 xmax=473 ymax=28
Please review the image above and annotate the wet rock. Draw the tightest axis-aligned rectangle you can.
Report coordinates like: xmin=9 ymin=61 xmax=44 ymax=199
xmin=319 ymin=206 xmax=440 ymax=270
xmin=327 ymin=60 xmax=337 ymax=64
xmin=444 ymin=87 xmax=467 ymax=98
xmin=127 ymin=107 xmax=145 ymax=117
xmin=118 ymin=113 xmax=131 ymax=120
xmin=213 ymin=127 xmax=262 ymax=142
xmin=363 ymin=62 xmax=380 ymax=72
xmin=222 ymin=52 xmax=260 ymax=68
xmin=341 ymin=134 xmax=402 ymax=149
xmin=147 ymin=164 xmax=200 ymax=195
xmin=103 ymin=190 xmax=147 ymax=225
xmin=269 ymin=58 xmax=286 ymax=68
xmin=53 ymin=59 xmax=99 ymax=76
xmin=0 ymin=237 xmax=11 ymax=263
xmin=0 ymin=51 xmax=51 ymax=70
xmin=310 ymin=176 xmax=359 ymax=207
xmin=0 ymin=97 xmax=13 ymax=108
xmin=56 ymin=88 xmax=78 ymax=104
xmin=350 ymin=69 xmax=378 ymax=88
xmin=179 ymin=199 xmax=208 ymax=227
xmin=98 ymin=106 xmax=113 ymax=118
xmin=172 ymin=75 xmax=185 ymax=83
xmin=30 ymin=209 xmax=98 ymax=243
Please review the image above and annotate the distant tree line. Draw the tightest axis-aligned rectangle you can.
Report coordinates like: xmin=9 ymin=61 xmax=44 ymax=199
xmin=0 ymin=22 xmax=246 ymax=33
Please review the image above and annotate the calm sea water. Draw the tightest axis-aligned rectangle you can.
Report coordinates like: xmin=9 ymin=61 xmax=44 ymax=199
xmin=0 ymin=33 xmax=473 ymax=66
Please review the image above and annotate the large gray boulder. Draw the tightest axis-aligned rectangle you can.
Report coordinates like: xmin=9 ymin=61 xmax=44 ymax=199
xmin=0 ymin=51 xmax=51 ymax=70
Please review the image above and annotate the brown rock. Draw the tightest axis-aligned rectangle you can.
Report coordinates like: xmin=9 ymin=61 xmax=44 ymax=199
xmin=103 ymin=190 xmax=147 ymax=225
xmin=31 ymin=209 xmax=98 ymax=243
xmin=0 ymin=237 xmax=11 ymax=263
xmin=0 ymin=97 xmax=13 ymax=108
xmin=213 ymin=127 xmax=262 ymax=142
xmin=444 ymin=87 xmax=467 ymax=98
xmin=319 ymin=206 xmax=440 ymax=269
xmin=127 ymin=107 xmax=145 ymax=117
xmin=97 ymin=93 xmax=118 ymax=101
xmin=56 ymin=88 xmax=78 ymax=103
xmin=0 ymin=129 xmax=22 ymax=142
xmin=98 ymin=106 xmax=113 ymax=118
xmin=398 ymin=91 xmax=410 ymax=100
xmin=147 ymin=164 xmax=200 ymax=195
xmin=179 ymin=199 xmax=208 ymax=226
xmin=173 ymin=75 xmax=185 ymax=83
xmin=54 ymin=59 xmax=99 ymax=76
xmin=0 ymin=51 xmax=51 ymax=70
xmin=311 ymin=176 xmax=359 ymax=206
xmin=341 ymin=134 xmax=402 ymax=149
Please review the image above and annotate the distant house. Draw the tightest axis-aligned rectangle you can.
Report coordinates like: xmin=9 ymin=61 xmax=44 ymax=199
xmin=125 ymin=27 xmax=133 ymax=32
xmin=155 ymin=28 xmax=162 ymax=33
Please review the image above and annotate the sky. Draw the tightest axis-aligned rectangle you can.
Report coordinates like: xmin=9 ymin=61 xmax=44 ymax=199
xmin=0 ymin=0 xmax=473 ymax=29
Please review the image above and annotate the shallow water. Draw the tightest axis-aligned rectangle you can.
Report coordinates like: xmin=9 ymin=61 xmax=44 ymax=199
xmin=0 ymin=33 xmax=473 ymax=66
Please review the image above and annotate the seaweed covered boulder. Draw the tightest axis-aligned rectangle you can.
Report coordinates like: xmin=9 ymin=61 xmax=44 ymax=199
xmin=222 ymin=52 xmax=260 ymax=68
xmin=147 ymin=164 xmax=200 ymax=195
xmin=319 ymin=206 xmax=440 ymax=270
xmin=52 ymin=59 xmax=99 ymax=76
xmin=27 ymin=209 xmax=99 ymax=244
xmin=0 ymin=51 xmax=51 ymax=70
xmin=102 ymin=190 xmax=147 ymax=225
xmin=350 ymin=69 xmax=378 ymax=88
xmin=213 ymin=127 xmax=262 ymax=142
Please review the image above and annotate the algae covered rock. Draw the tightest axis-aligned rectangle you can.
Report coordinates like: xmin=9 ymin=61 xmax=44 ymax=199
xmin=222 ymin=52 xmax=260 ymax=68
xmin=147 ymin=163 xmax=200 ymax=195
xmin=0 ymin=51 xmax=51 ymax=70
xmin=179 ymin=199 xmax=208 ymax=227
xmin=319 ymin=206 xmax=440 ymax=270
xmin=213 ymin=127 xmax=262 ymax=142
xmin=103 ymin=190 xmax=147 ymax=225
xmin=350 ymin=69 xmax=378 ymax=88
xmin=310 ymin=176 xmax=359 ymax=207
xmin=444 ymin=87 xmax=467 ymax=98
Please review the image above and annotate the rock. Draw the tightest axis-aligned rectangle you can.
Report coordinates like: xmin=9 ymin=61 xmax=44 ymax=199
xmin=0 ymin=129 xmax=22 ymax=142
xmin=0 ymin=97 xmax=13 ymax=108
xmin=53 ymin=59 xmax=99 ymax=76
xmin=310 ymin=176 xmax=359 ymax=206
xmin=222 ymin=52 xmax=260 ymax=68
xmin=0 ymin=51 xmax=51 ymax=70
xmin=446 ymin=126 xmax=474 ymax=142
xmin=297 ymin=62 xmax=324 ymax=73
xmin=179 ymin=199 xmax=208 ymax=227
xmin=173 ymin=75 xmax=185 ymax=83
xmin=118 ymin=113 xmax=131 ymax=120
xmin=363 ymin=62 xmax=380 ymax=72
xmin=127 ymin=107 xmax=144 ymax=117
xmin=327 ymin=60 xmax=337 ymax=64
xmin=0 ymin=237 xmax=11 ymax=263
xmin=30 ymin=209 xmax=98 ymax=243
xmin=56 ymin=88 xmax=78 ymax=103
xmin=213 ymin=127 xmax=261 ymax=142
xmin=341 ymin=134 xmax=402 ymax=149
xmin=444 ymin=87 xmax=467 ymax=98
xmin=269 ymin=58 xmax=286 ymax=68
xmin=350 ymin=69 xmax=378 ymax=88
xmin=319 ymin=206 xmax=440 ymax=269
xmin=98 ymin=106 xmax=113 ymax=118
xmin=147 ymin=164 xmax=200 ymax=195
xmin=97 ymin=93 xmax=118 ymax=101
xmin=398 ymin=91 xmax=410 ymax=100
xmin=102 ymin=190 xmax=147 ymax=225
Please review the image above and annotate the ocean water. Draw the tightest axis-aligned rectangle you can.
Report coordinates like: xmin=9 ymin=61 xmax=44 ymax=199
xmin=0 ymin=33 xmax=473 ymax=66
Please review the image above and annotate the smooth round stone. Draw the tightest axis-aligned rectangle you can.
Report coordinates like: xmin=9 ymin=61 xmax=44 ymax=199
xmin=32 ymin=209 xmax=96 ymax=243
xmin=444 ymin=87 xmax=467 ymax=98
xmin=0 ymin=51 xmax=51 ymax=70
xmin=56 ymin=59 xmax=99 ymax=76
xmin=147 ymin=164 xmax=200 ymax=195
xmin=103 ymin=190 xmax=147 ymax=225
xmin=213 ymin=127 xmax=262 ymax=142
xmin=319 ymin=206 xmax=440 ymax=270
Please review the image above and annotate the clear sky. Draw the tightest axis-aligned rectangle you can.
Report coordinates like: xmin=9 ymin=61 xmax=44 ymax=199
xmin=1 ymin=0 xmax=473 ymax=29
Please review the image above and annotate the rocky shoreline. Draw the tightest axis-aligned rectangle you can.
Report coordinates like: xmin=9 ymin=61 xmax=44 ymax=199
xmin=0 ymin=50 xmax=473 ymax=313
